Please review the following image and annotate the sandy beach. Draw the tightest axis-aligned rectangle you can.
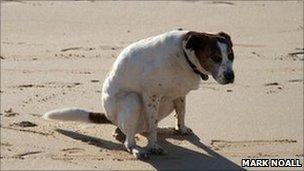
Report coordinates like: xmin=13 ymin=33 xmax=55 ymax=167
xmin=1 ymin=1 xmax=303 ymax=170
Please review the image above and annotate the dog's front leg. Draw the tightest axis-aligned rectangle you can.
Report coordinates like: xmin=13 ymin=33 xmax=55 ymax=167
xmin=173 ymin=96 xmax=193 ymax=135
xmin=143 ymin=94 xmax=165 ymax=155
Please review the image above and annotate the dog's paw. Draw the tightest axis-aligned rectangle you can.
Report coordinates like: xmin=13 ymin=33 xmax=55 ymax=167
xmin=174 ymin=126 xmax=193 ymax=135
xmin=125 ymin=145 xmax=150 ymax=160
xmin=147 ymin=145 xmax=166 ymax=155
xmin=132 ymin=149 xmax=150 ymax=160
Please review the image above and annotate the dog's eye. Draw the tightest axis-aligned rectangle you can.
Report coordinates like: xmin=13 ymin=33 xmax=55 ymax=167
xmin=228 ymin=53 xmax=234 ymax=61
xmin=212 ymin=55 xmax=222 ymax=63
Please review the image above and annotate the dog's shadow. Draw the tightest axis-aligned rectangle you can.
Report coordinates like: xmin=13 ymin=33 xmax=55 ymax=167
xmin=56 ymin=128 xmax=245 ymax=170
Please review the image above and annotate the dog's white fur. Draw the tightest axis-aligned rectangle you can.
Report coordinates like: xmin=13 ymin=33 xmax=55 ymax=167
xmin=44 ymin=30 xmax=232 ymax=158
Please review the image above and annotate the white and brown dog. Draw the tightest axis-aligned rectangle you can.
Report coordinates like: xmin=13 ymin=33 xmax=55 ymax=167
xmin=44 ymin=29 xmax=235 ymax=159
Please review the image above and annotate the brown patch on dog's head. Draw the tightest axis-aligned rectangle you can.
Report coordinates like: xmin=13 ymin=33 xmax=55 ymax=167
xmin=183 ymin=32 xmax=220 ymax=72
xmin=217 ymin=32 xmax=233 ymax=47
xmin=183 ymin=31 xmax=235 ymax=84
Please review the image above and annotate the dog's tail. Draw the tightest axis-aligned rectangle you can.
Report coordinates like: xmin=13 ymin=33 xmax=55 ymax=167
xmin=43 ymin=108 xmax=112 ymax=124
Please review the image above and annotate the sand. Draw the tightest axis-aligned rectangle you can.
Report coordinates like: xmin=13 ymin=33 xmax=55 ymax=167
xmin=0 ymin=1 xmax=303 ymax=170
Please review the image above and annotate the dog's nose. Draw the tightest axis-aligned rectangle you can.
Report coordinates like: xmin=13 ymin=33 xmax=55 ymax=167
xmin=224 ymin=70 xmax=234 ymax=83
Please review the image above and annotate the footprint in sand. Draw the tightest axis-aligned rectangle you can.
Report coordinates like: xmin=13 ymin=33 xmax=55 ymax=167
xmin=10 ymin=121 xmax=37 ymax=127
xmin=264 ymin=79 xmax=303 ymax=94
xmin=13 ymin=151 xmax=42 ymax=159
xmin=210 ymin=139 xmax=298 ymax=157
xmin=276 ymin=48 xmax=304 ymax=61
xmin=211 ymin=1 xmax=235 ymax=5
xmin=211 ymin=139 xmax=297 ymax=148
xmin=14 ymin=82 xmax=82 ymax=89
xmin=264 ymin=82 xmax=284 ymax=94
xmin=91 ymin=80 xmax=99 ymax=83
xmin=15 ymin=82 xmax=82 ymax=104
xmin=61 ymin=148 xmax=85 ymax=154
xmin=265 ymin=82 xmax=279 ymax=86
xmin=3 ymin=108 xmax=19 ymax=117
xmin=288 ymin=79 xmax=303 ymax=83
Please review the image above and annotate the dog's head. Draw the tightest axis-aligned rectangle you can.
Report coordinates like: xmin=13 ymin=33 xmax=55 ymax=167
xmin=183 ymin=31 xmax=235 ymax=85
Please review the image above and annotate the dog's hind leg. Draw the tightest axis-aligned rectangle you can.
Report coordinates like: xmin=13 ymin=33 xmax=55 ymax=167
xmin=117 ymin=92 xmax=149 ymax=159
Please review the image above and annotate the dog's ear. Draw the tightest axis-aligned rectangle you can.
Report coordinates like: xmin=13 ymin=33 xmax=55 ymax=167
xmin=185 ymin=32 xmax=211 ymax=50
xmin=218 ymin=32 xmax=233 ymax=47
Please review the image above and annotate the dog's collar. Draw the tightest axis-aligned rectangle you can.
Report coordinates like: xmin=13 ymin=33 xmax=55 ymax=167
xmin=183 ymin=50 xmax=209 ymax=81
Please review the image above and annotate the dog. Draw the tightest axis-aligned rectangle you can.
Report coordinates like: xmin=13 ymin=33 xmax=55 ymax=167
xmin=44 ymin=29 xmax=235 ymax=159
